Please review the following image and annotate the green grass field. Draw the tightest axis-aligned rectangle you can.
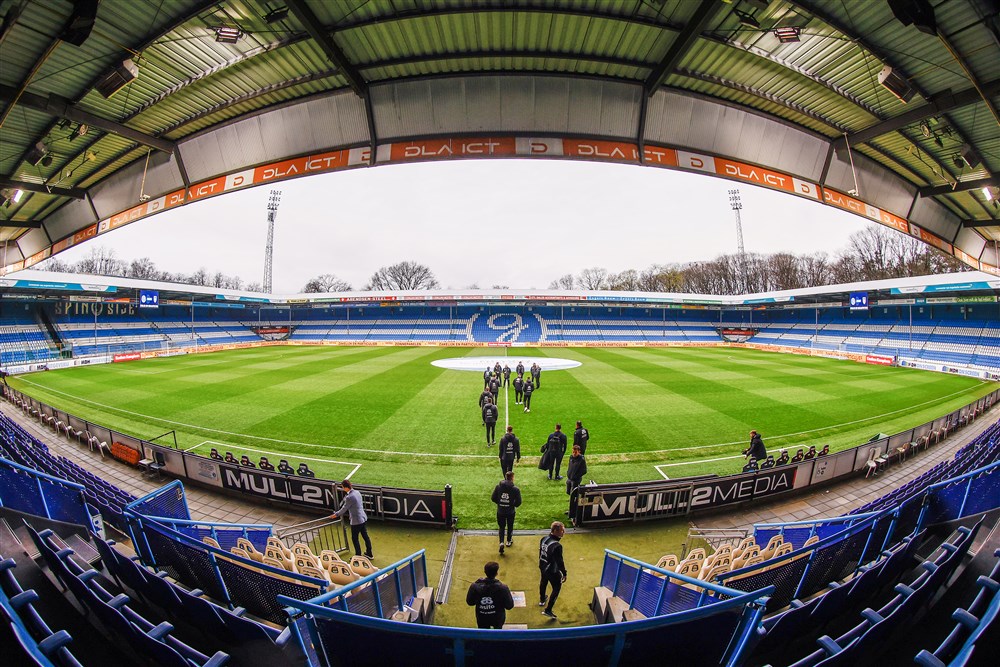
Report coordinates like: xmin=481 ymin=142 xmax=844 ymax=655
xmin=9 ymin=345 xmax=994 ymax=528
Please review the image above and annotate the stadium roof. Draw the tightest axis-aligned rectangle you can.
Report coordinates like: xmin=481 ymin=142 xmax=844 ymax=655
xmin=4 ymin=268 xmax=998 ymax=306
xmin=0 ymin=1 xmax=997 ymax=273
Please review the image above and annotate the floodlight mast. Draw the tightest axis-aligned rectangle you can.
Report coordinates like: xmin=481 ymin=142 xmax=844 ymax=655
xmin=728 ymin=189 xmax=747 ymax=293
xmin=263 ymin=190 xmax=281 ymax=294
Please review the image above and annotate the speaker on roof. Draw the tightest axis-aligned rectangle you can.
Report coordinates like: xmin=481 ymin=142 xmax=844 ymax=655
xmin=60 ymin=0 xmax=99 ymax=47
xmin=960 ymin=144 xmax=982 ymax=169
xmin=877 ymin=65 xmax=915 ymax=103
xmin=94 ymin=58 xmax=139 ymax=99
xmin=887 ymin=0 xmax=937 ymax=36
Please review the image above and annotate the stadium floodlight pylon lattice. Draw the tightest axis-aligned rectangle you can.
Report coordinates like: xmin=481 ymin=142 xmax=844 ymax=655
xmin=263 ymin=190 xmax=281 ymax=294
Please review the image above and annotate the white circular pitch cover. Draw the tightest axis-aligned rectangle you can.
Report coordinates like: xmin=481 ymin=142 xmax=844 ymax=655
xmin=431 ymin=356 xmax=581 ymax=372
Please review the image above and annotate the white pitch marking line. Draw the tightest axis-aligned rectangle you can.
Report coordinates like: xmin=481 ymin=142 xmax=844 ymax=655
xmin=655 ymin=455 xmax=744 ymax=469
xmin=185 ymin=439 xmax=224 ymax=453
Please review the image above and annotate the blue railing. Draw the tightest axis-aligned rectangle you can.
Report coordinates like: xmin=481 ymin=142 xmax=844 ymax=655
xmin=281 ymin=551 xmax=772 ymax=667
xmin=141 ymin=516 xmax=272 ymax=553
xmin=0 ymin=456 xmax=92 ymax=527
xmin=916 ymin=460 xmax=1000 ymax=530
xmin=753 ymin=510 xmax=884 ymax=550
xmin=125 ymin=480 xmax=191 ymax=521
xmin=289 ymin=550 xmax=427 ymax=619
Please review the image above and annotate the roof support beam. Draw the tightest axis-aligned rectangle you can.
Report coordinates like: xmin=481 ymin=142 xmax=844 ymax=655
xmin=0 ymin=220 xmax=42 ymax=229
xmin=840 ymin=79 xmax=1000 ymax=147
xmin=0 ymin=178 xmax=86 ymax=199
xmin=643 ymin=0 xmax=718 ymax=96
xmin=0 ymin=86 xmax=176 ymax=154
xmin=960 ymin=218 xmax=999 ymax=229
xmin=937 ymin=32 xmax=1000 ymax=129
xmin=286 ymin=0 xmax=366 ymax=97
xmin=920 ymin=177 xmax=999 ymax=197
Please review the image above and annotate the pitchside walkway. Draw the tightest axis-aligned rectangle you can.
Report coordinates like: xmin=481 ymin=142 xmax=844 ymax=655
xmin=693 ymin=401 xmax=1000 ymax=532
xmin=4 ymin=397 xmax=998 ymax=535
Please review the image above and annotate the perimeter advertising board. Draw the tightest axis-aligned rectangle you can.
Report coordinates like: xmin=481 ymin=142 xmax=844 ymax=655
xmin=215 ymin=463 xmax=451 ymax=525
xmin=577 ymin=467 xmax=797 ymax=525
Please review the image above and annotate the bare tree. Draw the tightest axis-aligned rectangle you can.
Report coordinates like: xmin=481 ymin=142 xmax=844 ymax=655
xmin=37 ymin=257 xmax=73 ymax=273
xmin=577 ymin=267 xmax=609 ymax=290
xmin=606 ymin=269 xmax=641 ymax=291
xmin=548 ymin=273 xmax=575 ymax=290
xmin=639 ymin=264 xmax=684 ymax=292
xmin=245 ymin=282 xmax=263 ymax=292
xmin=302 ymin=274 xmax=353 ymax=292
xmin=365 ymin=261 xmax=439 ymax=290
xmin=75 ymin=246 xmax=127 ymax=276
xmin=126 ymin=257 xmax=161 ymax=280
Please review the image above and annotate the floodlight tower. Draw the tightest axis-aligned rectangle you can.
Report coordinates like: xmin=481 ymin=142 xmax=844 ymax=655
xmin=263 ymin=190 xmax=281 ymax=294
xmin=728 ymin=189 xmax=747 ymax=293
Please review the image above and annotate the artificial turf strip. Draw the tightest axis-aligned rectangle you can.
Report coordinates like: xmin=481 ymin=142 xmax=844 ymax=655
xmin=10 ymin=345 xmax=994 ymax=528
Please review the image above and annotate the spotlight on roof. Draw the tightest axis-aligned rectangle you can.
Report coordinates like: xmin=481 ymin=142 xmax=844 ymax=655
xmin=94 ymin=59 xmax=139 ymax=98
xmin=888 ymin=0 xmax=937 ymax=36
xmin=263 ymin=7 xmax=288 ymax=24
xmin=953 ymin=155 xmax=965 ymax=170
xmin=773 ymin=26 xmax=801 ymax=43
xmin=73 ymin=123 xmax=89 ymax=139
xmin=40 ymin=154 xmax=53 ymax=168
xmin=735 ymin=9 xmax=761 ymax=29
xmin=214 ymin=26 xmax=243 ymax=43
xmin=877 ymin=65 xmax=915 ymax=103
xmin=960 ymin=144 xmax=982 ymax=169
xmin=919 ymin=122 xmax=930 ymax=138
xmin=25 ymin=142 xmax=48 ymax=167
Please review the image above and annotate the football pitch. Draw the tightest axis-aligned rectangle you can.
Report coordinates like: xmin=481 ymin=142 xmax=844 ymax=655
xmin=9 ymin=345 xmax=995 ymax=528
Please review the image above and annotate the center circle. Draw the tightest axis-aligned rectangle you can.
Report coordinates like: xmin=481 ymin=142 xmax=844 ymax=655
xmin=430 ymin=356 xmax=582 ymax=372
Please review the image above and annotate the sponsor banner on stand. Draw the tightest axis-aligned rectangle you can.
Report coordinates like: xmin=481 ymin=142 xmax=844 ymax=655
xmin=216 ymin=464 xmax=450 ymax=524
xmin=865 ymin=354 xmax=895 ymax=366
xmin=113 ymin=352 xmax=142 ymax=363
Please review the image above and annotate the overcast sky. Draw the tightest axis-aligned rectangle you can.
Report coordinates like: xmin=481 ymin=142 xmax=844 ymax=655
xmin=48 ymin=159 xmax=874 ymax=292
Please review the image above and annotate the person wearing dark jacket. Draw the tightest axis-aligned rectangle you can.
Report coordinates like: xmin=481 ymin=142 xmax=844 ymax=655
xmin=479 ymin=387 xmax=494 ymax=424
xmin=538 ymin=521 xmax=567 ymax=619
xmin=547 ymin=424 xmax=568 ymax=480
xmin=502 ymin=364 xmax=511 ymax=387
xmin=565 ymin=445 xmax=588 ymax=522
xmin=531 ymin=362 xmax=541 ymax=388
xmin=565 ymin=445 xmax=587 ymax=495
xmin=522 ymin=379 xmax=534 ymax=412
xmin=498 ymin=426 xmax=520 ymax=475
xmin=491 ymin=470 xmax=522 ymax=552
xmin=467 ymin=561 xmax=514 ymax=629
xmin=744 ymin=430 xmax=767 ymax=463
xmin=573 ymin=420 xmax=590 ymax=455
xmin=512 ymin=375 xmax=524 ymax=404
xmin=484 ymin=366 xmax=492 ymax=388
xmin=516 ymin=361 xmax=525 ymax=378
xmin=483 ymin=399 xmax=499 ymax=446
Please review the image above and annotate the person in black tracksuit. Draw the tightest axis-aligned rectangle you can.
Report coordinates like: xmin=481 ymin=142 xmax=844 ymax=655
xmin=573 ymin=420 xmax=590 ymax=455
xmin=498 ymin=426 xmax=520 ymax=475
xmin=467 ymin=561 xmax=514 ymax=629
xmin=489 ymin=376 xmax=501 ymax=400
xmin=513 ymin=375 xmax=524 ymax=404
xmin=483 ymin=399 xmax=499 ymax=446
xmin=493 ymin=362 xmax=502 ymax=379
xmin=547 ymin=424 xmax=568 ymax=480
xmin=538 ymin=521 xmax=567 ymax=619
xmin=516 ymin=361 xmax=525 ymax=378
xmin=479 ymin=387 xmax=494 ymax=424
xmin=484 ymin=367 xmax=492 ymax=388
xmin=491 ymin=470 xmax=521 ymax=552
xmin=565 ymin=445 xmax=588 ymax=522
xmin=522 ymin=379 xmax=534 ymax=412
xmin=502 ymin=364 xmax=511 ymax=387
xmin=531 ymin=363 xmax=541 ymax=388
